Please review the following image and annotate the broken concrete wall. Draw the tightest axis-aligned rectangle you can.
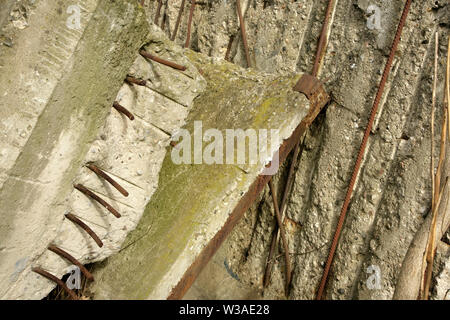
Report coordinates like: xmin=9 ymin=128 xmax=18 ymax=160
xmin=0 ymin=0 xmax=149 ymax=299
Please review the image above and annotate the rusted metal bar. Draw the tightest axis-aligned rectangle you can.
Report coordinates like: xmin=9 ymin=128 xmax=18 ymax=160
xmin=167 ymin=81 xmax=329 ymax=300
xmin=312 ymin=0 xmax=335 ymax=77
xmin=268 ymin=179 xmax=292 ymax=294
xmin=171 ymin=0 xmax=186 ymax=41
xmin=185 ymin=0 xmax=196 ymax=48
xmin=316 ymin=0 xmax=412 ymax=300
xmin=125 ymin=76 xmax=146 ymax=86
xmin=236 ymin=0 xmax=251 ymax=68
xmin=113 ymin=101 xmax=135 ymax=121
xmin=32 ymin=267 xmax=78 ymax=300
xmin=87 ymin=163 xmax=129 ymax=197
xmin=48 ymin=245 xmax=94 ymax=281
xmin=139 ymin=49 xmax=187 ymax=71
xmin=74 ymin=184 xmax=121 ymax=218
xmin=154 ymin=0 xmax=163 ymax=25
xmin=65 ymin=213 xmax=103 ymax=248
xmin=263 ymin=223 xmax=279 ymax=287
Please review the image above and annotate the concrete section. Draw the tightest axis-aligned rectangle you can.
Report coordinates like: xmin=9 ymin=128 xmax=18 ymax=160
xmin=17 ymin=23 xmax=204 ymax=300
xmin=0 ymin=0 xmax=15 ymax=30
xmin=183 ymin=242 xmax=263 ymax=300
xmin=0 ymin=0 xmax=149 ymax=299
xmin=88 ymin=48 xmax=317 ymax=299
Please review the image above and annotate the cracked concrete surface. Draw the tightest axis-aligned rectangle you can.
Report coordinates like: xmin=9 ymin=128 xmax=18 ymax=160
xmin=87 ymin=49 xmax=320 ymax=299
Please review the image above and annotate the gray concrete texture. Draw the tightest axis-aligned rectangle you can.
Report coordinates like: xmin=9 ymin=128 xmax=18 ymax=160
xmin=141 ymin=0 xmax=450 ymax=300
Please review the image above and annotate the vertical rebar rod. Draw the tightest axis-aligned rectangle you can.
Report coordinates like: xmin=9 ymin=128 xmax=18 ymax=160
xmin=268 ymin=179 xmax=292 ymax=294
xmin=316 ymin=0 xmax=412 ymax=300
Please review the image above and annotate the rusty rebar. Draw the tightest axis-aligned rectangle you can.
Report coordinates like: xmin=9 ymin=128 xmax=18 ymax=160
xmin=74 ymin=184 xmax=121 ymax=218
xmin=236 ymin=0 xmax=251 ymax=68
xmin=224 ymin=35 xmax=235 ymax=62
xmin=125 ymin=76 xmax=146 ymax=86
xmin=65 ymin=213 xmax=103 ymax=248
xmin=87 ymin=163 xmax=129 ymax=197
xmin=32 ymin=267 xmax=78 ymax=300
xmin=263 ymin=137 xmax=304 ymax=288
xmin=113 ymin=101 xmax=135 ymax=121
xmin=171 ymin=0 xmax=186 ymax=41
xmin=316 ymin=0 xmax=412 ymax=300
xmin=312 ymin=0 xmax=335 ymax=77
xmin=185 ymin=0 xmax=196 ymax=48
xmin=154 ymin=0 xmax=163 ymax=25
xmin=140 ymin=49 xmax=187 ymax=71
xmin=48 ymin=245 xmax=94 ymax=281
xmin=268 ymin=179 xmax=292 ymax=295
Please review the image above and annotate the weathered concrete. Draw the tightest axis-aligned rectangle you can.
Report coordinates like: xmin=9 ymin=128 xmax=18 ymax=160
xmin=88 ymin=49 xmax=319 ymax=299
xmin=24 ymin=22 xmax=203 ymax=300
xmin=0 ymin=0 xmax=149 ymax=299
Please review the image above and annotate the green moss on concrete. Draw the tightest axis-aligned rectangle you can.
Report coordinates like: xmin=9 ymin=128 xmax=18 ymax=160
xmin=90 ymin=47 xmax=310 ymax=299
